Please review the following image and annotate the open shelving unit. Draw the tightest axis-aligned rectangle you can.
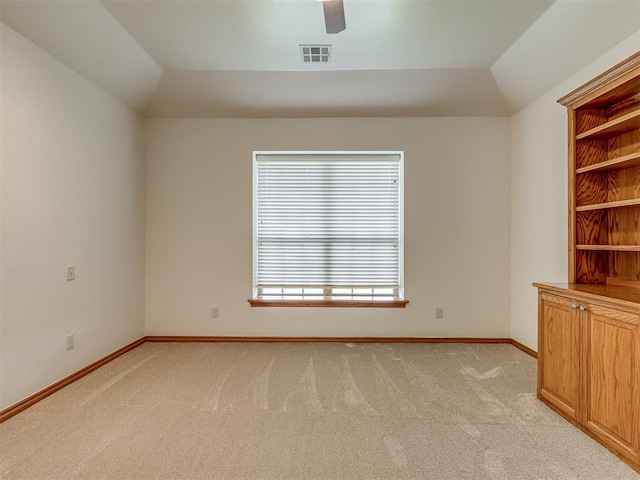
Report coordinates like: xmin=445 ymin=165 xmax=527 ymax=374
xmin=562 ymin=54 xmax=640 ymax=288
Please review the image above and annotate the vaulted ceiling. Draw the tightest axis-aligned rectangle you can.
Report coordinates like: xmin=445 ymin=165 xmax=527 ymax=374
xmin=2 ymin=0 xmax=639 ymax=117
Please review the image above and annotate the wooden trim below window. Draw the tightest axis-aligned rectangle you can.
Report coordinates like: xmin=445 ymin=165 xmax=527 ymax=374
xmin=248 ymin=298 xmax=410 ymax=308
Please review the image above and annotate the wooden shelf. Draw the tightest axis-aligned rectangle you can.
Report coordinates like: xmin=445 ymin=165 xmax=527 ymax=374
xmin=576 ymin=109 xmax=640 ymax=139
xmin=576 ymin=152 xmax=640 ymax=174
xmin=576 ymin=198 xmax=640 ymax=211
xmin=569 ymin=57 xmax=640 ymax=287
xmin=576 ymin=245 xmax=640 ymax=252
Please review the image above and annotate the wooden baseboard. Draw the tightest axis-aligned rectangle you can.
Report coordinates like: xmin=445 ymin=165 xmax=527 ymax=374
xmin=510 ymin=338 xmax=537 ymax=358
xmin=145 ymin=336 xmax=537 ymax=357
xmin=1 ymin=335 xmax=537 ymax=423
xmin=145 ymin=335 xmax=515 ymax=344
xmin=0 ymin=337 xmax=145 ymax=423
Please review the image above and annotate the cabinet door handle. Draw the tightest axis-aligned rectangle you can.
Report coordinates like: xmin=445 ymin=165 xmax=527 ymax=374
xmin=572 ymin=303 xmax=579 ymax=309
xmin=579 ymin=305 xmax=588 ymax=312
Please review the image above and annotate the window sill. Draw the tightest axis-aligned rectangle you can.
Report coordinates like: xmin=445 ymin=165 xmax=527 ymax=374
xmin=248 ymin=298 xmax=409 ymax=308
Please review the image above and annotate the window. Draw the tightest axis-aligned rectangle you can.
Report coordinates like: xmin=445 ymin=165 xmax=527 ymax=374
xmin=250 ymin=152 xmax=407 ymax=307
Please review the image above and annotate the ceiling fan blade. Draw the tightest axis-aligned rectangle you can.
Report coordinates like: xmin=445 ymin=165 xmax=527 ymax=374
xmin=323 ymin=0 xmax=346 ymax=34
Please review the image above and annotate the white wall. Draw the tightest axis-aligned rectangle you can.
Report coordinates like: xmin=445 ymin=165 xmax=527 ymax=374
xmin=145 ymin=117 xmax=511 ymax=338
xmin=509 ymin=32 xmax=640 ymax=351
xmin=0 ymin=26 xmax=146 ymax=409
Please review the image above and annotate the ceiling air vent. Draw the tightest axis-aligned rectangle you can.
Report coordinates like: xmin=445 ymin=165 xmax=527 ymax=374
xmin=300 ymin=44 xmax=331 ymax=64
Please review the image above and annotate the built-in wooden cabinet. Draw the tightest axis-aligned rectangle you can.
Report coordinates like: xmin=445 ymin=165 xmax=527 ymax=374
xmin=535 ymin=52 xmax=640 ymax=474
xmin=535 ymin=284 xmax=640 ymax=472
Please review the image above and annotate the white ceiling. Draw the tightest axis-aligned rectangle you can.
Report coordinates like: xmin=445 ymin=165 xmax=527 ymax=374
xmin=101 ymin=0 xmax=553 ymax=70
xmin=1 ymin=0 xmax=639 ymax=117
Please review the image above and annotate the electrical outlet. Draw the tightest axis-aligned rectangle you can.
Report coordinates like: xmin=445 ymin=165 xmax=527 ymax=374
xmin=66 ymin=333 xmax=75 ymax=350
xmin=66 ymin=265 xmax=75 ymax=281
xmin=211 ymin=307 xmax=219 ymax=319
xmin=436 ymin=308 xmax=444 ymax=319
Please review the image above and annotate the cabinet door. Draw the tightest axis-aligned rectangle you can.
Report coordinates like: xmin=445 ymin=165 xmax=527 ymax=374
xmin=538 ymin=293 xmax=582 ymax=420
xmin=584 ymin=304 xmax=640 ymax=462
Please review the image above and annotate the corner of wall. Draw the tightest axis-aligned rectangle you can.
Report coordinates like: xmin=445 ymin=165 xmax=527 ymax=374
xmin=508 ymin=30 xmax=640 ymax=352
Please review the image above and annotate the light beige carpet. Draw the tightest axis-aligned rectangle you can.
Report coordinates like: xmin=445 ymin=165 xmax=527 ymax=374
xmin=1 ymin=342 xmax=638 ymax=479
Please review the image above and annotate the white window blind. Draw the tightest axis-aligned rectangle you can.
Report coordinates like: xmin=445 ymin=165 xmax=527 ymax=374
xmin=253 ymin=152 xmax=403 ymax=301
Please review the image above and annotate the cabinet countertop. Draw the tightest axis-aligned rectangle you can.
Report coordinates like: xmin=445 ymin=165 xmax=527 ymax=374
xmin=533 ymin=282 xmax=640 ymax=310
